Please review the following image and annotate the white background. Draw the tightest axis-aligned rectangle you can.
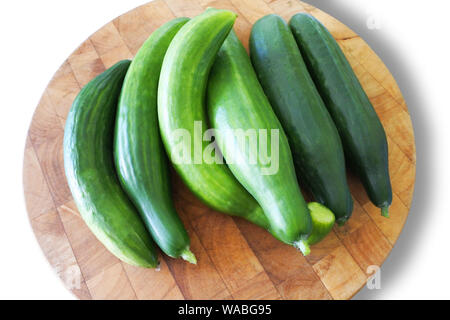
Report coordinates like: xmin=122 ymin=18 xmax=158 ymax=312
xmin=0 ymin=0 xmax=448 ymax=299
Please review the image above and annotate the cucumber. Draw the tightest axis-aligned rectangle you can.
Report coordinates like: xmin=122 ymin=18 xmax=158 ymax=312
xmin=64 ymin=60 xmax=158 ymax=268
xmin=249 ymin=14 xmax=353 ymax=225
xmin=207 ymin=30 xmax=312 ymax=255
xmin=306 ymin=202 xmax=335 ymax=245
xmin=289 ymin=13 xmax=392 ymax=217
xmin=114 ymin=18 xmax=196 ymax=264
xmin=158 ymin=9 xmax=270 ymax=231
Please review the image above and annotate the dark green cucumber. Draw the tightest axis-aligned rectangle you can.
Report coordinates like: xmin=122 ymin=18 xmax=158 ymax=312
xmin=289 ymin=13 xmax=392 ymax=217
xmin=249 ymin=14 xmax=353 ymax=225
xmin=114 ymin=18 xmax=196 ymax=264
xmin=306 ymin=202 xmax=335 ymax=245
xmin=207 ymin=30 xmax=312 ymax=255
xmin=64 ymin=60 xmax=158 ymax=268
xmin=158 ymin=9 xmax=271 ymax=232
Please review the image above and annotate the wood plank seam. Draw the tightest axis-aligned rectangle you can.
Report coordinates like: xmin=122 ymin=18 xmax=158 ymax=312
xmin=163 ymin=0 xmax=179 ymax=17
xmin=97 ymin=20 xmax=135 ymax=61
xmin=119 ymin=262 xmax=140 ymax=299
xmin=30 ymin=199 xmax=91 ymax=299
xmin=368 ymin=90 xmax=403 ymax=115
xmin=155 ymin=256 xmax=187 ymax=300
xmin=305 ymin=235 xmax=342 ymax=300
xmin=304 ymin=226 xmax=371 ymax=299
xmin=29 ymin=211 xmax=92 ymax=300
xmin=67 ymin=40 xmax=97 ymax=88
xmin=53 ymin=201 xmax=94 ymax=299
xmin=332 ymin=199 xmax=396 ymax=298
xmin=162 ymin=255 xmax=203 ymax=299
xmin=360 ymin=208 xmax=396 ymax=247
xmin=152 ymin=259 xmax=186 ymax=300
xmin=311 ymin=244 xmax=366 ymax=300
xmin=233 ymin=217 xmax=331 ymax=300
xmin=232 ymin=238 xmax=284 ymax=299
xmin=395 ymin=175 xmax=416 ymax=209
xmin=233 ymin=217 xmax=312 ymax=299
xmin=208 ymin=216 xmax=283 ymax=299
xmin=336 ymin=212 xmax=389 ymax=271
xmin=176 ymin=208 xmax=236 ymax=300
xmin=392 ymin=170 xmax=416 ymax=209
xmin=163 ymin=239 xmax=233 ymax=300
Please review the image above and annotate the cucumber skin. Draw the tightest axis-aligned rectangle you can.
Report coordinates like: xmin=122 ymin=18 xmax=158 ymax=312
xmin=249 ymin=14 xmax=353 ymax=224
xmin=64 ymin=60 xmax=158 ymax=268
xmin=289 ymin=13 xmax=392 ymax=213
xmin=207 ymin=30 xmax=312 ymax=246
xmin=158 ymin=9 xmax=270 ymax=230
xmin=115 ymin=18 xmax=192 ymax=260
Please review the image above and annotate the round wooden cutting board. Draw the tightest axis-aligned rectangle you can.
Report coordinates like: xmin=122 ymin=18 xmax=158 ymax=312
xmin=23 ymin=0 xmax=415 ymax=300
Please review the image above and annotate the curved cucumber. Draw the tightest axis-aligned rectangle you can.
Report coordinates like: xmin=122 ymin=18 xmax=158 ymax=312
xmin=249 ymin=14 xmax=353 ymax=225
xmin=158 ymin=9 xmax=270 ymax=230
xmin=64 ymin=60 xmax=158 ymax=268
xmin=289 ymin=13 xmax=392 ymax=217
xmin=115 ymin=18 xmax=196 ymax=264
xmin=207 ymin=30 xmax=312 ymax=254
xmin=306 ymin=202 xmax=335 ymax=245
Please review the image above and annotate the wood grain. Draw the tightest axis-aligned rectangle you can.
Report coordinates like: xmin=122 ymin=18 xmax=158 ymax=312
xmin=313 ymin=246 xmax=367 ymax=300
xmin=123 ymin=259 xmax=184 ymax=300
xmin=23 ymin=0 xmax=415 ymax=300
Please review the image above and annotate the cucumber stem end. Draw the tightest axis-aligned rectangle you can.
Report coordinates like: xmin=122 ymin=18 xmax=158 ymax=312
xmin=181 ymin=249 xmax=197 ymax=264
xmin=294 ymin=239 xmax=311 ymax=256
xmin=381 ymin=206 xmax=390 ymax=218
xmin=336 ymin=218 xmax=347 ymax=227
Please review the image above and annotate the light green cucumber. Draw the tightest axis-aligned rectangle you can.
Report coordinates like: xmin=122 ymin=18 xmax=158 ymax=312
xmin=157 ymin=8 xmax=270 ymax=232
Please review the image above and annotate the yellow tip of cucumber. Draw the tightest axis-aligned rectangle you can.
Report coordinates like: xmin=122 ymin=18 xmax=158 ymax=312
xmin=205 ymin=7 xmax=237 ymax=18
xmin=181 ymin=249 xmax=197 ymax=264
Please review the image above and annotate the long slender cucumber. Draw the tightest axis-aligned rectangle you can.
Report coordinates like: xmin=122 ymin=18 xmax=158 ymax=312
xmin=289 ymin=13 xmax=392 ymax=217
xmin=64 ymin=60 xmax=159 ymax=268
xmin=207 ymin=30 xmax=312 ymax=255
xmin=115 ymin=18 xmax=196 ymax=264
xmin=158 ymin=9 xmax=270 ymax=231
xmin=249 ymin=14 xmax=353 ymax=225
